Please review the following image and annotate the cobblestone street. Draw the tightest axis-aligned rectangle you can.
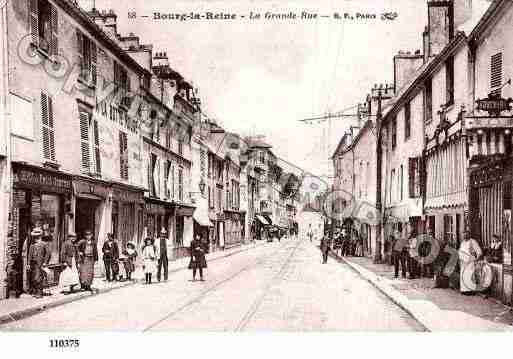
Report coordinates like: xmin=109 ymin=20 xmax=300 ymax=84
xmin=0 ymin=238 xmax=423 ymax=331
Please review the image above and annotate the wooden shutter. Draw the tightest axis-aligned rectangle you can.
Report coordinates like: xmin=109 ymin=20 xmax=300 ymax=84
xmin=93 ymin=119 xmax=101 ymax=175
xmin=76 ymin=31 xmax=84 ymax=80
xmin=79 ymin=110 xmax=90 ymax=171
xmin=119 ymin=131 xmax=128 ymax=180
xmin=91 ymin=41 xmax=97 ymax=86
xmin=41 ymin=93 xmax=55 ymax=161
xmin=50 ymin=4 xmax=58 ymax=57
xmin=491 ymin=53 xmax=502 ymax=96
xmin=29 ymin=0 xmax=39 ymax=46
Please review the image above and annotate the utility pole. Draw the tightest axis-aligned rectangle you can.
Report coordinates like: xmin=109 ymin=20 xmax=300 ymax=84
xmin=374 ymin=89 xmax=383 ymax=263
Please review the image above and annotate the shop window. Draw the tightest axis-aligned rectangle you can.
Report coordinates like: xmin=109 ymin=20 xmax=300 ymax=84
xmin=30 ymin=0 xmax=58 ymax=56
xmin=77 ymin=30 xmax=97 ymax=86
xmin=40 ymin=194 xmax=62 ymax=264
xmin=41 ymin=92 xmax=55 ymax=162
xmin=79 ymin=107 xmax=101 ymax=176
xmin=119 ymin=131 xmax=128 ymax=180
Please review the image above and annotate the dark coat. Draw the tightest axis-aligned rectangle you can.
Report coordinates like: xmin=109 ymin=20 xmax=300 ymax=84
xmin=77 ymin=239 xmax=99 ymax=263
xmin=158 ymin=236 xmax=168 ymax=259
xmin=29 ymin=241 xmax=50 ymax=267
xmin=102 ymin=240 xmax=119 ymax=260
xmin=320 ymin=238 xmax=330 ymax=254
xmin=60 ymin=240 xmax=77 ymax=267
xmin=189 ymin=239 xmax=207 ymax=269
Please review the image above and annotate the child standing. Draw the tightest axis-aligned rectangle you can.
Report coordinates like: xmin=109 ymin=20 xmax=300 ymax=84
xmin=122 ymin=242 xmax=138 ymax=281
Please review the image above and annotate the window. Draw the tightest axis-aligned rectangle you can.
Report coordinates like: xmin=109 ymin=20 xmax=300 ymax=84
xmin=446 ymin=56 xmax=454 ymax=105
xmin=147 ymin=153 xmax=157 ymax=197
xmin=400 ymin=165 xmax=404 ymax=201
xmin=30 ymin=0 xmax=58 ymax=56
xmin=408 ymin=157 xmax=422 ymax=198
xmin=178 ymin=138 xmax=183 ymax=156
xmin=491 ymin=53 xmax=503 ymax=97
xmin=259 ymin=151 xmax=265 ymax=164
xmin=217 ymin=187 xmax=222 ymax=211
xmin=77 ymin=31 xmax=97 ymax=86
xmin=391 ymin=116 xmax=397 ymax=149
xmin=390 ymin=169 xmax=396 ymax=203
xmin=41 ymin=92 xmax=55 ymax=162
xmin=114 ymin=61 xmax=130 ymax=106
xmin=164 ymin=160 xmax=171 ymax=198
xmin=425 ymin=78 xmax=433 ymax=123
xmin=178 ymin=167 xmax=183 ymax=202
xmin=79 ymin=107 xmax=101 ymax=175
xmin=119 ymin=131 xmax=128 ymax=180
xmin=404 ymin=101 xmax=411 ymax=140
xmin=208 ymin=186 xmax=213 ymax=208
xmin=165 ymin=129 xmax=171 ymax=149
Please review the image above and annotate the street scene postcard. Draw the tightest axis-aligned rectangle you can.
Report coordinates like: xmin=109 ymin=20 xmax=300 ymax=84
xmin=1 ymin=0 xmax=513 ymax=355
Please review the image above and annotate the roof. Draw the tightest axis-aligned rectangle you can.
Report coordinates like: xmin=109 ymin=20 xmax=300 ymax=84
xmin=468 ymin=0 xmax=510 ymax=45
xmin=57 ymin=1 xmax=151 ymax=77
xmin=458 ymin=0 xmax=494 ymax=35
xmin=331 ymin=120 xmax=375 ymax=159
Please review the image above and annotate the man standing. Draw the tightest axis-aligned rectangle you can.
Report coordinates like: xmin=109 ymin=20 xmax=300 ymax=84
xmin=407 ymin=225 xmax=419 ymax=279
xmin=307 ymin=224 xmax=313 ymax=242
xmin=320 ymin=235 xmax=330 ymax=264
xmin=157 ymin=228 xmax=169 ymax=282
xmin=28 ymin=227 xmax=50 ymax=298
xmin=391 ymin=233 xmax=408 ymax=279
xmin=102 ymin=233 xmax=119 ymax=282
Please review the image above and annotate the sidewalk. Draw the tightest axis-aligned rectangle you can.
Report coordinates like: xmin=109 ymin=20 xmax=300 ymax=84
xmin=0 ymin=241 xmax=265 ymax=326
xmin=338 ymin=253 xmax=513 ymax=331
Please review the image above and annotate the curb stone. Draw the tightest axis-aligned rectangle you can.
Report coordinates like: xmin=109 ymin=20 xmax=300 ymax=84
xmin=0 ymin=241 xmax=266 ymax=326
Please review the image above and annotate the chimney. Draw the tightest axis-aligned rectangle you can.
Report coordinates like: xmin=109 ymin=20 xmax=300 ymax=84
xmin=453 ymin=0 xmax=473 ymax=29
xmin=89 ymin=9 xmax=118 ymax=40
xmin=426 ymin=0 xmax=453 ymax=58
xmin=76 ymin=0 xmax=94 ymax=11
xmin=153 ymin=51 xmax=169 ymax=68
xmin=394 ymin=50 xmax=423 ymax=91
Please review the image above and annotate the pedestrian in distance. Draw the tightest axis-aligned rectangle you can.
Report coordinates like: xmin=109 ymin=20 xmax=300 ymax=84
xmin=121 ymin=242 xmax=137 ymax=281
xmin=102 ymin=233 xmax=120 ymax=282
xmin=59 ymin=232 xmax=80 ymax=294
xmin=391 ymin=234 xmax=408 ymax=279
xmin=307 ymin=224 xmax=314 ymax=242
xmin=189 ymin=234 xmax=207 ymax=281
xmin=141 ymin=237 xmax=157 ymax=285
xmin=320 ymin=235 xmax=330 ymax=264
xmin=156 ymin=228 xmax=169 ymax=282
xmin=77 ymin=229 xmax=99 ymax=292
xmin=28 ymin=227 xmax=51 ymax=298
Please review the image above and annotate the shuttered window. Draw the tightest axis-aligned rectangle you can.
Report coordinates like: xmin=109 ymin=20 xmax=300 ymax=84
xmin=178 ymin=167 xmax=183 ymax=202
xmin=404 ymin=101 xmax=411 ymax=140
xmin=30 ymin=0 xmax=58 ymax=56
xmin=391 ymin=116 xmax=397 ymax=149
xmin=164 ymin=160 xmax=171 ymax=198
xmin=119 ymin=131 xmax=128 ymax=180
xmin=114 ymin=61 xmax=129 ymax=105
xmin=408 ymin=157 xmax=422 ymax=198
xmin=491 ymin=53 xmax=503 ymax=96
xmin=425 ymin=78 xmax=433 ymax=123
xmin=79 ymin=108 xmax=101 ymax=175
xmin=77 ymin=31 xmax=97 ymax=86
xmin=41 ymin=93 xmax=55 ymax=161
xmin=446 ymin=56 xmax=454 ymax=105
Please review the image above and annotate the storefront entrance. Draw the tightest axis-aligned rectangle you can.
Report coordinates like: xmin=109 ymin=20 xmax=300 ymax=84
xmin=76 ymin=198 xmax=100 ymax=239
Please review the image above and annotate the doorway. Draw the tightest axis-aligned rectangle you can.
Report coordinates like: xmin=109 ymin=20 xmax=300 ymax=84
xmin=75 ymin=198 xmax=100 ymax=239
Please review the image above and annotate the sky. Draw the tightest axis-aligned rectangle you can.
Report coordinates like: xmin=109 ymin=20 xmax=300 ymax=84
xmin=88 ymin=0 xmax=429 ymax=179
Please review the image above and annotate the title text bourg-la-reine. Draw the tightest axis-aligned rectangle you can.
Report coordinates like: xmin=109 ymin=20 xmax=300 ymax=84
xmin=151 ymin=11 xmax=378 ymax=21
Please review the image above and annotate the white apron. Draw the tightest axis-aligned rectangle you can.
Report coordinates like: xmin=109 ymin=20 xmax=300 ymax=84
xmin=59 ymin=257 xmax=80 ymax=288
xmin=459 ymin=239 xmax=486 ymax=292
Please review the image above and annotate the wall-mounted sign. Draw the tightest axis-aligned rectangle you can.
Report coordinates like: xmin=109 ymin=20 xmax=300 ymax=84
xmin=13 ymin=164 xmax=72 ymax=194
xmin=476 ymin=94 xmax=513 ymax=117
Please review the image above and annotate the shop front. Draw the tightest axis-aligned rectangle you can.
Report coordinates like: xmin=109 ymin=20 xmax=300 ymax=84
xmin=224 ymin=210 xmax=243 ymax=248
xmin=175 ymin=204 xmax=195 ymax=258
xmin=144 ymin=197 xmax=172 ymax=240
xmin=255 ymin=214 xmax=271 ymax=241
xmin=7 ymin=163 xmax=73 ymax=297
xmin=469 ymin=156 xmax=513 ymax=305
xmin=111 ymin=184 xmax=145 ymax=249
xmin=73 ymin=177 xmax=110 ymax=242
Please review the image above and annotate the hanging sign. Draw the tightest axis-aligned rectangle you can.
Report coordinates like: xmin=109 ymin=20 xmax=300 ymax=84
xmin=476 ymin=94 xmax=513 ymax=117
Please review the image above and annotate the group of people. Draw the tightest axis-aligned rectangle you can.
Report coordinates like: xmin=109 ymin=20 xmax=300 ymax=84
xmin=25 ymin=226 xmax=209 ymax=299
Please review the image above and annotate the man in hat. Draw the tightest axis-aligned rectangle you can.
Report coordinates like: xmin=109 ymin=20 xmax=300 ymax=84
xmin=102 ymin=233 xmax=120 ymax=282
xmin=157 ymin=228 xmax=169 ymax=282
xmin=28 ymin=227 xmax=50 ymax=298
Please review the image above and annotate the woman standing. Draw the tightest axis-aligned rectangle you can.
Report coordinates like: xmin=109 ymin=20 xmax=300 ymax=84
xmin=77 ymin=229 xmax=98 ymax=292
xmin=189 ymin=235 xmax=207 ymax=281
xmin=459 ymin=231 xmax=485 ymax=295
xmin=141 ymin=237 xmax=157 ymax=284
xmin=59 ymin=232 xmax=80 ymax=294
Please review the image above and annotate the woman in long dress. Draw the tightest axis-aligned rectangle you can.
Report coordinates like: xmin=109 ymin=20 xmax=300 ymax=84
xmin=59 ymin=232 xmax=80 ymax=294
xmin=189 ymin=235 xmax=207 ymax=281
xmin=141 ymin=237 xmax=157 ymax=284
xmin=77 ymin=230 xmax=98 ymax=292
xmin=459 ymin=231 xmax=484 ymax=295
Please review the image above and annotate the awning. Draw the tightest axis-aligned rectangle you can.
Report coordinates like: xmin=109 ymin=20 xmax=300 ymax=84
xmin=193 ymin=204 xmax=213 ymax=227
xmin=256 ymin=215 xmax=270 ymax=225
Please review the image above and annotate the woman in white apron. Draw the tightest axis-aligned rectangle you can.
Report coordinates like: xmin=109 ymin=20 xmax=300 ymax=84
xmin=459 ymin=231 xmax=491 ymax=295
xmin=59 ymin=233 xmax=80 ymax=294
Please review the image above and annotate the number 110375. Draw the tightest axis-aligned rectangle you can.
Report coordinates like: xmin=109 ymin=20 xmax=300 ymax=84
xmin=49 ymin=339 xmax=80 ymax=348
